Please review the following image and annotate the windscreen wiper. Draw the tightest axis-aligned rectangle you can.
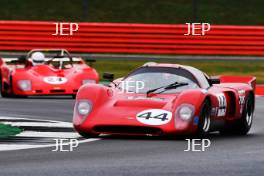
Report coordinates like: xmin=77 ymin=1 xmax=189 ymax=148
xmin=146 ymin=81 xmax=189 ymax=95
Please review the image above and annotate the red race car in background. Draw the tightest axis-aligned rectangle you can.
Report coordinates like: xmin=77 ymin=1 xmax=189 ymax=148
xmin=73 ymin=62 xmax=256 ymax=138
xmin=0 ymin=49 xmax=99 ymax=98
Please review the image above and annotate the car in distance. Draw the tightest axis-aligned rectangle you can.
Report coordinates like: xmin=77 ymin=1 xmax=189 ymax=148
xmin=0 ymin=49 xmax=99 ymax=98
xmin=73 ymin=62 xmax=255 ymax=137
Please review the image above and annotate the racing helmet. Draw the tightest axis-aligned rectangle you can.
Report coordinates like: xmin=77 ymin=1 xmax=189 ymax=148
xmin=31 ymin=52 xmax=45 ymax=65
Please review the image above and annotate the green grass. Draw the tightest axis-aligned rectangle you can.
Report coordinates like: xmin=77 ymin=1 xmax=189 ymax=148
xmin=0 ymin=0 xmax=263 ymax=25
xmin=93 ymin=59 xmax=264 ymax=84
xmin=0 ymin=123 xmax=22 ymax=138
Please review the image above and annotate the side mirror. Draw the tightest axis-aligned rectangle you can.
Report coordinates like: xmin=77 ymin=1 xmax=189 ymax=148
xmin=103 ymin=72 xmax=114 ymax=82
xmin=209 ymin=77 xmax=220 ymax=85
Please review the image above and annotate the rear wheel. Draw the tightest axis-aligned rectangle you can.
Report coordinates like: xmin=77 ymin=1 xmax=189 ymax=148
xmin=220 ymin=93 xmax=254 ymax=135
xmin=196 ymin=99 xmax=211 ymax=137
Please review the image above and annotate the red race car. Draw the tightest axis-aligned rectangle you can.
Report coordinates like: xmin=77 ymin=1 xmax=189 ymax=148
xmin=0 ymin=49 xmax=99 ymax=98
xmin=73 ymin=63 xmax=255 ymax=137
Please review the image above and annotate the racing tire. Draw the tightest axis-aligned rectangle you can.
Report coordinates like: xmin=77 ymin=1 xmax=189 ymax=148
xmin=196 ymin=99 xmax=211 ymax=137
xmin=220 ymin=93 xmax=254 ymax=136
xmin=1 ymin=90 xmax=11 ymax=98
xmin=0 ymin=76 xmax=13 ymax=98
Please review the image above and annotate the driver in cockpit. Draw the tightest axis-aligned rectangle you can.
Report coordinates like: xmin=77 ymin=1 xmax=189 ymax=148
xmin=31 ymin=52 xmax=45 ymax=66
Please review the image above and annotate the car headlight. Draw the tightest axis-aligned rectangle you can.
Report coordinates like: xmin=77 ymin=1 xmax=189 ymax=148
xmin=176 ymin=104 xmax=195 ymax=121
xmin=82 ymin=79 xmax=96 ymax=85
xmin=17 ymin=80 xmax=31 ymax=91
xmin=77 ymin=100 xmax=92 ymax=116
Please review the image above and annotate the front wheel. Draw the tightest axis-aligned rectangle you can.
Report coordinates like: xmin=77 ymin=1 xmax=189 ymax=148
xmin=196 ymin=99 xmax=211 ymax=137
xmin=0 ymin=77 xmax=13 ymax=98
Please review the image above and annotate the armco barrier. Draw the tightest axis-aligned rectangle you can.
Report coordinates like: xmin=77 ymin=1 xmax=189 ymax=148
xmin=1 ymin=21 xmax=264 ymax=55
xmin=1 ymin=20 xmax=264 ymax=95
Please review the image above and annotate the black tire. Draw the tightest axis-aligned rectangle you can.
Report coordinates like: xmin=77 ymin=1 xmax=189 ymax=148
xmin=0 ymin=76 xmax=12 ymax=98
xmin=1 ymin=90 xmax=11 ymax=98
xmin=220 ymin=93 xmax=254 ymax=136
xmin=196 ymin=99 xmax=211 ymax=137
xmin=0 ymin=83 xmax=9 ymax=97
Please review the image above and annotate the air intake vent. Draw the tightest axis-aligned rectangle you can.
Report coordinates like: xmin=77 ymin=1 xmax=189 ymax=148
xmin=50 ymin=89 xmax=65 ymax=93
xmin=35 ymin=90 xmax=43 ymax=93
xmin=73 ymin=89 xmax=78 ymax=93
xmin=93 ymin=125 xmax=163 ymax=136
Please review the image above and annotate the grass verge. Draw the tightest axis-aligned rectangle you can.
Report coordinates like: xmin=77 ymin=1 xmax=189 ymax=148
xmin=93 ymin=59 xmax=264 ymax=84
xmin=0 ymin=0 xmax=263 ymax=25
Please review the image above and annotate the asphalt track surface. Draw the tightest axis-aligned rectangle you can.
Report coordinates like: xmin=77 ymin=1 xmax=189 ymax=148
xmin=0 ymin=96 xmax=264 ymax=176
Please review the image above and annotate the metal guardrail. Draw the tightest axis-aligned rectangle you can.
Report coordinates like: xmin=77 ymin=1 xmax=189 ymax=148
xmin=1 ymin=21 xmax=264 ymax=55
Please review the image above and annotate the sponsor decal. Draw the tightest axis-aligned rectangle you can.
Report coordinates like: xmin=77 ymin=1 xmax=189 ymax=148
xmin=239 ymin=96 xmax=245 ymax=105
xmin=238 ymin=90 xmax=245 ymax=94
xmin=238 ymin=90 xmax=246 ymax=114
xmin=43 ymin=76 xmax=68 ymax=84
xmin=136 ymin=109 xmax=172 ymax=125
xmin=216 ymin=93 xmax=227 ymax=117
xmin=193 ymin=116 xmax=199 ymax=125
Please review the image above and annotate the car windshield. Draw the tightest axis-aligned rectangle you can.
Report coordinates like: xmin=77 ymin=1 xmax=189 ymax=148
xmin=119 ymin=67 xmax=199 ymax=94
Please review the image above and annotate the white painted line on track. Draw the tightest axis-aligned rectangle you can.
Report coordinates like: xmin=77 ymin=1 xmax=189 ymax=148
xmin=0 ymin=113 xmax=63 ymax=119
xmin=0 ymin=116 xmax=101 ymax=151
xmin=0 ymin=138 xmax=100 ymax=151
xmin=16 ymin=131 xmax=80 ymax=138
xmin=2 ymin=122 xmax=73 ymax=128
xmin=0 ymin=116 xmax=68 ymax=123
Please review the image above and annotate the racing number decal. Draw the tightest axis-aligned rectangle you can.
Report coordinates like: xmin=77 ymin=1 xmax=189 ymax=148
xmin=138 ymin=112 xmax=168 ymax=121
xmin=136 ymin=109 xmax=172 ymax=125
xmin=239 ymin=96 xmax=245 ymax=105
xmin=43 ymin=76 xmax=68 ymax=84
xmin=216 ymin=93 xmax=227 ymax=117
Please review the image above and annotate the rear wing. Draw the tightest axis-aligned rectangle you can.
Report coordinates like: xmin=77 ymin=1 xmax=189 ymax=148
xmin=219 ymin=76 xmax=256 ymax=91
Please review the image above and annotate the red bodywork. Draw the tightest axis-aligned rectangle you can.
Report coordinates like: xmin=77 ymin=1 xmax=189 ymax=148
xmin=73 ymin=63 xmax=255 ymax=136
xmin=0 ymin=50 xmax=99 ymax=97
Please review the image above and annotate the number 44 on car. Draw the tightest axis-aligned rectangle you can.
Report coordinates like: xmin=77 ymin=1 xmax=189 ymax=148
xmin=73 ymin=62 xmax=255 ymax=138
